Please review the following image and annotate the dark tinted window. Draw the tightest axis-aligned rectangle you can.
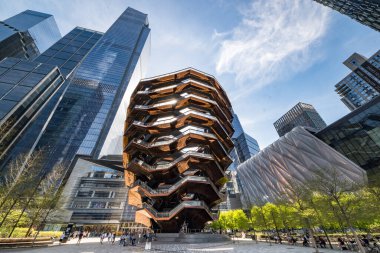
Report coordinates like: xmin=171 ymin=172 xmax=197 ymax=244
xmin=0 ymin=69 xmax=28 ymax=84
xmin=0 ymin=100 xmax=17 ymax=119
xmin=0 ymin=82 xmax=14 ymax=97
xmin=4 ymin=86 xmax=32 ymax=101
xmin=19 ymin=72 xmax=45 ymax=87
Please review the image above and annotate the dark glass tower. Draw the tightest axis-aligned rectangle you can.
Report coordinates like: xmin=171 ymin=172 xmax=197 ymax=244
xmin=34 ymin=27 xmax=103 ymax=78
xmin=33 ymin=7 xmax=150 ymax=177
xmin=316 ymin=95 xmax=380 ymax=181
xmin=0 ymin=10 xmax=61 ymax=60
xmin=228 ymin=113 xmax=259 ymax=170
xmin=274 ymin=102 xmax=327 ymax=137
xmin=335 ymin=50 xmax=380 ymax=111
xmin=0 ymin=27 xmax=103 ymax=174
xmin=313 ymin=0 xmax=380 ymax=32
xmin=0 ymin=58 xmax=64 ymax=161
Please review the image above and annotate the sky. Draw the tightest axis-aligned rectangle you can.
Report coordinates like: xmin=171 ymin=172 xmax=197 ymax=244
xmin=1 ymin=0 xmax=379 ymax=149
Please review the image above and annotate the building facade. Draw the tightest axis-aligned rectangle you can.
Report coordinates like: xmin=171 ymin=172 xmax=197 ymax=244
xmin=237 ymin=127 xmax=367 ymax=206
xmin=0 ymin=58 xmax=65 ymax=163
xmin=335 ymin=50 xmax=380 ymax=110
xmin=218 ymin=113 xmax=260 ymax=211
xmin=29 ymin=7 xmax=150 ymax=178
xmin=0 ymin=27 xmax=103 ymax=174
xmin=0 ymin=10 xmax=61 ymax=60
xmin=34 ymin=27 xmax=103 ymax=78
xmin=123 ymin=68 xmax=234 ymax=232
xmin=49 ymin=156 xmax=141 ymax=232
xmin=313 ymin=0 xmax=380 ymax=32
xmin=273 ymin=102 xmax=327 ymax=137
xmin=316 ymin=95 xmax=380 ymax=181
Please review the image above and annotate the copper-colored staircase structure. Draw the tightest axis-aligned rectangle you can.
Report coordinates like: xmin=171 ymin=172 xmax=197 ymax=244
xmin=123 ymin=69 xmax=234 ymax=232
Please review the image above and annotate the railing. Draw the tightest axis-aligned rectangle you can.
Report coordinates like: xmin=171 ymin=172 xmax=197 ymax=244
xmin=128 ymin=109 xmax=232 ymax=143
xmin=126 ymin=128 xmax=231 ymax=161
xmin=130 ymin=151 xmax=225 ymax=177
xmin=130 ymin=151 xmax=215 ymax=171
xmin=135 ymin=99 xmax=177 ymax=110
xmin=129 ymin=129 xmax=216 ymax=148
xmin=133 ymin=176 xmax=216 ymax=195
xmin=142 ymin=200 xmax=212 ymax=219
xmin=136 ymin=79 xmax=216 ymax=95
xmin=134 ymin=78 xmax=232 ymax=118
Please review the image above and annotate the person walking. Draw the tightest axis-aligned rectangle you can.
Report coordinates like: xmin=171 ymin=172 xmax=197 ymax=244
xmin=111 ymin=233 xmax=116 ymax=244
xmin=303 ymin=235 xmax=309 ymax=247
xmin=319 ymin=236 xmax=327 ymax=248
xmin=338 ymin=237 xmax=348 ymax=250
xmin=100 ymin=232 xmax=105 ymax=244
xmin=76 ymin=230 xmax=84 ymax=245
xmin=119 ymin=233 xmax=125 ymax=246
xmin=145 ymin=232 xmax=152 ymax=250
xmin=107 ymin=232 xmax=112 ymax=243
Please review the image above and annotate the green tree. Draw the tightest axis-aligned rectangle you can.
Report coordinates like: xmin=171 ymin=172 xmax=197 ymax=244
xmin=262 ymin=202 xmax=282 ymax=240
xmin=310 ymin=168 xmax=366 ymax=253
xmin=231 ymin=209 xmax=249 ymax=231
xmin=283 ymin=180 xmax=320 ymax=253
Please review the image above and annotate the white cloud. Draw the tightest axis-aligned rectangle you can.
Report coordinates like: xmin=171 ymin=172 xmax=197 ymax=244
xmin=215 ymin=0 xmax=330 ymax=97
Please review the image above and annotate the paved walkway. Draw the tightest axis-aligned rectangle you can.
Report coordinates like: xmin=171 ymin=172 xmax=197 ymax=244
xmin=2 ymin=237 xmax=341 ymax=253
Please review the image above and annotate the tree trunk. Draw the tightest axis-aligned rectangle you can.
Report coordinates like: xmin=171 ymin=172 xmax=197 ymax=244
xmin=305 ymin=217 xmax=319 ymax=253
xmin=260 ymin=207 xmax=271 ymax=246
xmin=270 ymin=211 xmax=281 ymax=243
xmin=310 ymin=201 xmax=333 ymax=249
xmin=334 ymin=197 xmax=366 ymax=253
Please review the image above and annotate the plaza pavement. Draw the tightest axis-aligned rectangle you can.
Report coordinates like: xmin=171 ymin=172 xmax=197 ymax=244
xmin=1 ymin=237 xmax=342 ymax=253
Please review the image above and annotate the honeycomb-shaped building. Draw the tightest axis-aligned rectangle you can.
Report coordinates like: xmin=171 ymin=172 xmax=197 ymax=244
xmin=123 ymin=68 xmax=234 ymax=232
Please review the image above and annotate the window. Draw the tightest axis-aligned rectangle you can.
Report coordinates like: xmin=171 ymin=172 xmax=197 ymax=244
xmin=0 ymin=69 xmax=29 ymax=84
xmin=77 ymin=191 xmax=93 ymax=197
xmin=19 ymin=73 xmax=45 ymax=87
xmin=0 ymin=82 xmax=14 ymax=97
xmin=4 ymin=86 xmax=32 ymax=101
xmin=0 ymin=100 xmax=17 ymax=119
xmin=94 ymin=191 xmax=109 ymax=198
xmin=90 ymin=201 xmax=106 ymax=208
xmin=107 ymin=202 xmax=121 ymax=209
xmin=71 ymin=201 xmax=88 ymax=208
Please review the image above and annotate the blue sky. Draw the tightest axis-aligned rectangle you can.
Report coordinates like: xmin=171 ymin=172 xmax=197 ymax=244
xmin=1 ymin=0 xmax=379 ymax=148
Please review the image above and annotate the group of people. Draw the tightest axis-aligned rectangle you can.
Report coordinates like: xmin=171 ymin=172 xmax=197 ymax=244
xmin=119 ymin=232 xmax=137 ymax=246
xmin=301 ymin=235 xmax=327 ymax=248
xmin=98 ymin=230 xmax=155 ymax=249
xmin=337 ymin=235 xmax=380 ymax=251
xmin=100 ymin=232 xmax=116 ymax=244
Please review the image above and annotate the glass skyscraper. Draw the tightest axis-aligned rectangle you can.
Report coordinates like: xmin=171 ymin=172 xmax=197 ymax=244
xmin=0 ymin=10 xmax=61 ymax=60
xmin=335 ymin=50 xmax=380 ymax=111
xmin=229 ymin=113 xmax=260 ymax=170
xmin=313 ymin=0 xmax=380 ymax=32
xmin=34 ymin=27 xmax=103 ymax=78
xmin=33 ymin=7 xmax=150 ymax=177
xmin=316 ymin=95 xmax=380 ymax=181
xmin=219 ymin=113 xmax=260 ymax=210
xmin=274 ymin=102 xmax=327 ymax=137
xmin=0 ymin=27 xmax=103 ymax=174
xmin=0 ymin=58 xmax=64 ymax=162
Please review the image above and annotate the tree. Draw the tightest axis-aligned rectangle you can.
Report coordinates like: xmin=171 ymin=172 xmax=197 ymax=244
xmin=250 ymin=205 xmax=273 ymax=245
xmin=283 ymin=180 xmax=320 ymax=253
xmin=310 ymin=168 xmax=366 ymax=253
xmin=231 ymin=209 xmax=249 ymax=231
xmin=262 ymin=202 xmax=283 ymax=241
xmin=0 ymin=150 xmax=66 ymax=238
xmin=218 ymin=211 xmax=231 ymax=233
